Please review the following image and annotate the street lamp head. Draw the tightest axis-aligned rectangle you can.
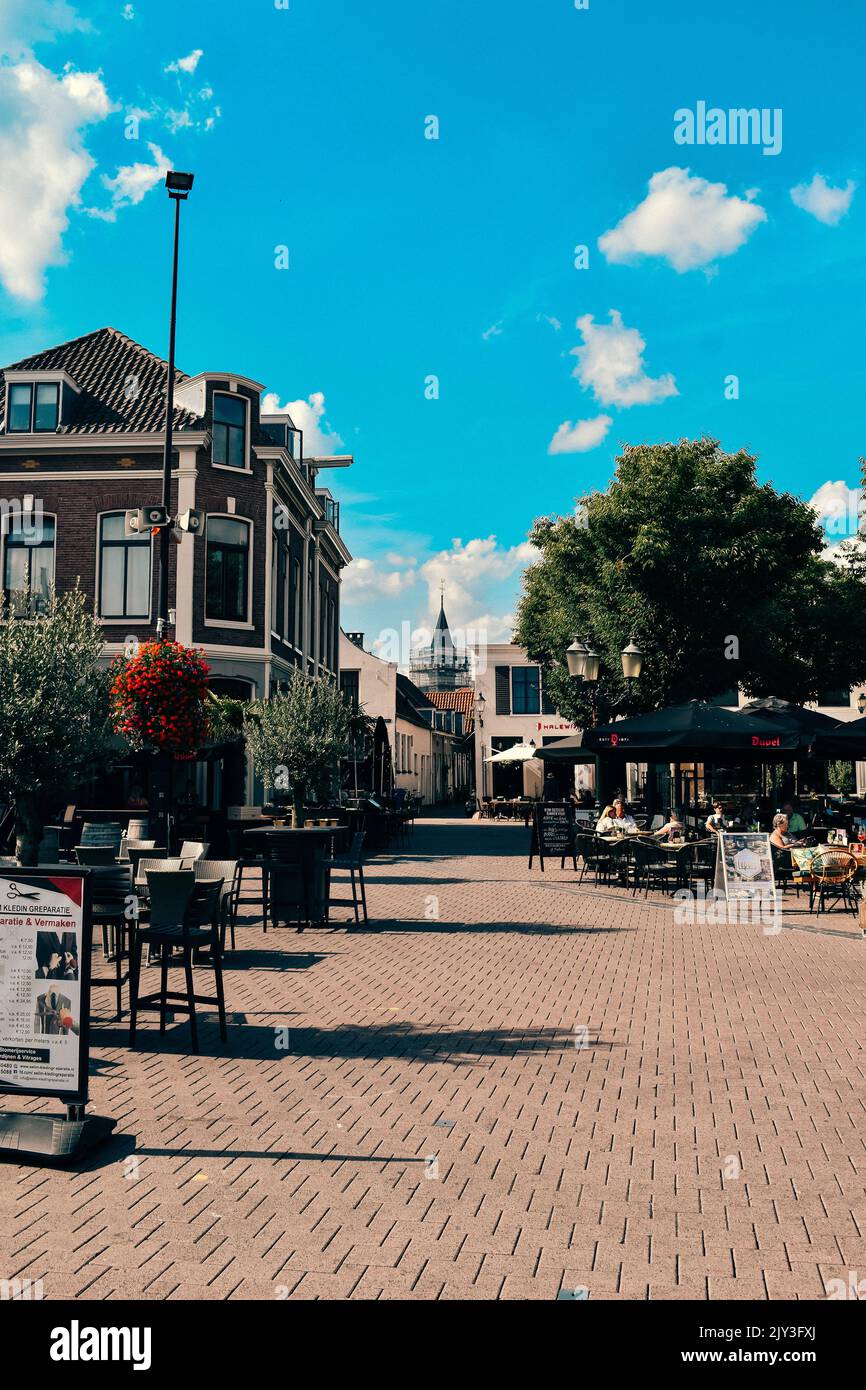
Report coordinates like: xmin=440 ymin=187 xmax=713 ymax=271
xmin=620 ymin=638 xmax=644 ymax=682
xmin=566 ymin=638 xmax=587 ymax=679
xmin=858 ymin=691 xmax=866 ymax=715
xmin=165 ymin=169 xmax=195 ymax=199
xmin=582 ymin=647 xmax=601 ymax=683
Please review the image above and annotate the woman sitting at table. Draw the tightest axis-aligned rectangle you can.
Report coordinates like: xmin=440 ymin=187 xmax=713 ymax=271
xmin=769 ymin=813 xmax=796 ymax=850
xmin=655 ymin=809 xmax=684 ymax=841
xmin=596 ymin=798 xmax=637 ymax=834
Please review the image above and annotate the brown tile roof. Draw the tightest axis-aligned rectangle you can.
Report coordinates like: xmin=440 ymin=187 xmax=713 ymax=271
xmin=0 ymin=326 xmax=201 ymax=435
xmin=427 ymin=686 xmax=475 ymax=732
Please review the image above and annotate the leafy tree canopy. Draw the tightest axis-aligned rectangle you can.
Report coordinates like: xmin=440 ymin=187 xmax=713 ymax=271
xmin=514 ymin=438 xmax=866 ymax=722
xmin=244 ymin=670 xmax=351 ymax=809
xmin=0 ymin=588 xmax=116 ymax=859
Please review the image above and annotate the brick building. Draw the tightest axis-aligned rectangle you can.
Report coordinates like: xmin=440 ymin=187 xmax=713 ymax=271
xmin=0 ymin=327 xmax=352 ymax=700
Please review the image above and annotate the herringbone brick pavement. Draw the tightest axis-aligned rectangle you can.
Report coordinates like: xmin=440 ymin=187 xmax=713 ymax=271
xmin=1 ymin=814 xmax=864 ymax=1301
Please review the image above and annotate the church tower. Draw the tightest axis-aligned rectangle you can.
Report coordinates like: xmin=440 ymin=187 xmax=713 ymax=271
xmin=409 ymin=583 xmax=472 ymax=692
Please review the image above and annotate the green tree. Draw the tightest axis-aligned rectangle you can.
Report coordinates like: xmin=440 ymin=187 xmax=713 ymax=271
xmin=515 ymin=439 xmax=866 ymax=723
xmin=0 ymin=588 xmax=116 ymax=863
xmin=244 ymin=670 xmax=351 ymax=826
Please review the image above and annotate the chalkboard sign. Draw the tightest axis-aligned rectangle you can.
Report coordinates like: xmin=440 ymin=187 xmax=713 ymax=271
xmin=529 ymin=803 xmax=576 ymax=871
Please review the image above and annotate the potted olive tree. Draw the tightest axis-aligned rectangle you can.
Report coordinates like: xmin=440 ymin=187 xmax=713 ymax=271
xmin=0 ymin=588 xmax=116 ymax=863
xmin=244 ymin=670 xmax=351 ymax=827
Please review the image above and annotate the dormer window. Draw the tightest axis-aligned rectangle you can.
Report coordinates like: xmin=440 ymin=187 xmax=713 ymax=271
xmin=9 ymin=382 xmax=59 ymax=433
xmin=212 ymin=392 xmax=247 ymax=468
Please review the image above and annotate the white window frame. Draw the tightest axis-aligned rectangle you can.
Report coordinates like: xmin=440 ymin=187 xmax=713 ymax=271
xmin=95 ymin=509 xmax=153 ymax=625
xmin=1 ymin=508 xmax=57 ymax=612
xmin=204 ymin=512 xmax=255 ymax=630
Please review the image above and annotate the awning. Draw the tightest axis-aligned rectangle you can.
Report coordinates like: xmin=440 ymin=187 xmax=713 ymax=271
xmin=583 ymin=700 xmax=804 ymax=757
xmin=532 ymin=732 xmax=597 ymax=764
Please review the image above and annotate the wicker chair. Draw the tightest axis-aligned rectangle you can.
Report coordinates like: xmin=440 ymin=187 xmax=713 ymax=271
xmin=807 ymin=849 xmax=859 ymax=915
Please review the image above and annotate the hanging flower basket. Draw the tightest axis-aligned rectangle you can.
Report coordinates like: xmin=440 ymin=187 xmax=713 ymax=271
xmin=110 ymin=641 xmax=211 ymax=755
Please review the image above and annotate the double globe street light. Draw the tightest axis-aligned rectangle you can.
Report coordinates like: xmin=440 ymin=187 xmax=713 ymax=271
xmin=565 ymin=636 xmax=644 ymax=724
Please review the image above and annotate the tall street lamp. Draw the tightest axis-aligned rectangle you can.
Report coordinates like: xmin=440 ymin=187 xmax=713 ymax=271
xmin=157 ymin=169 xmax=194 ymax=638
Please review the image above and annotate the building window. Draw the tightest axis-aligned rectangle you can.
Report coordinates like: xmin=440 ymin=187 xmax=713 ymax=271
xmin=206 ymin=516 xmax=250 ymax=623
xmin=8 ymin=382 xmax=59 ymax=433
xmin=3 ymin=515 xmax=55 ymax=613
xmin=212 ymin=393 xmax=247 ymax=468
xmin=291 ymin=554 xmax=301 ymax=646
xmin=340 ymin=669 xmax=360 ymax=712
xmin=98 ymin=512 xmax=151 ymax=619
xmin=511 ymin=666 xmax=541 ymax=715
xmin=272 ymin=527 xmax=288 ymax=639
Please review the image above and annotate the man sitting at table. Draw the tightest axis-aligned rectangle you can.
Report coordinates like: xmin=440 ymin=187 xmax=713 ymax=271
xmin=780 ymin=801 xmax=807 ymax=833
xmin=655 ymin=809 xmax=684 ymax=841
xmin=596 ymin=798 xmax=637 ymax=834
xmin=706 ymin=801 xmax=726 ymax=835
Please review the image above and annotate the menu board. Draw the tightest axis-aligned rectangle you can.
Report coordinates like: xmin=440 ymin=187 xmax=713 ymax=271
xmin=714 ymin=832 xmax=777 ymax=904
xmin=0 ymin=870 xmax=92 ymax=1103
xmin=529 ymin=803 xmax=576 ymax=870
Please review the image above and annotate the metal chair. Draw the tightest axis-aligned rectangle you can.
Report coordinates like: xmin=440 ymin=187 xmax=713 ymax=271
xmin=325 ymin=831 xmax=368 ymax=926
xmin=129 ymin=879 xmax=227 ymax=1053
xmin=89 ymin=864 xmax=135 ymax=1019
xmin=194 ymin=859 xmax=240 ymax=948
xmin=632 ymin=840 xmax=681 ymax=897
xmin=575 ymin=832 xmax=612 ymax=886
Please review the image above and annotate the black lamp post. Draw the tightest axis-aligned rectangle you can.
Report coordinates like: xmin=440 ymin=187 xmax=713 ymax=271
xmin=566 ymin=636 xmax=644 ymax=725
xmin=157 ymin=169 xmax=194 ymax=638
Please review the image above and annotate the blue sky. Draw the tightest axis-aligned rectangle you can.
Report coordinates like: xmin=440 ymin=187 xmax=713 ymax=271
xmin=0 ymin=0 xmax=863 ymax=657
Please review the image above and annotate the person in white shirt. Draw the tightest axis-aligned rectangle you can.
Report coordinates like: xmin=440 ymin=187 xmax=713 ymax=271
xmin=597 ymin=797 xmax=637 ymax=834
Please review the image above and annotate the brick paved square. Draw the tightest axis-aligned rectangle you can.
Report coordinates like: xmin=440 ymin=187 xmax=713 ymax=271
xmin=1 ymin=814 xmax=864 ymax=1301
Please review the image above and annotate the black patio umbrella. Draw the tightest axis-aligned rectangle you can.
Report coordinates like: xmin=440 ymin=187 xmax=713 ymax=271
xmin=812 ymin=715 xmax=866 ymax=759
xmin=372 ymin=716 xmax=392 ymax=797
xmin=583 ymin=700 xmax=803 ymax=757
xmin=739 ymin=696 xmax=840 ymax=737
xmin=533 ymin=731 xmax=596 ymax=764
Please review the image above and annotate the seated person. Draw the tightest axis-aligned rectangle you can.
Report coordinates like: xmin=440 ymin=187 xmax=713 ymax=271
xmin=655 ymin=809 xmax=684 ymax=841
xmin=596 ymin=798 xmax=637 ymax=834
xmin=780 ymin=801 xmax=806 ymax=833
xmin=706 ymin=801 xmax=726 ymax=836
xmin=769 ymin=813 xmax=797 ymax=850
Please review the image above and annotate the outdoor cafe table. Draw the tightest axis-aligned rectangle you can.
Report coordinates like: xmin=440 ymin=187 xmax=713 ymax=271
xmin=242 ymin=826 xmax=343 ymax=927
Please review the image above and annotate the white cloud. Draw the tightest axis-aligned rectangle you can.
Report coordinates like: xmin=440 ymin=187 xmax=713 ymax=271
xmin=261 ymin=390 xmax=344 ymax=456
xmin=0 ymin=55 xmax=114 ymax=299
xmin=808 ymin=479 xmax=861 ymax=537
xmin=342 ymin=557 xmax=417 ymax=601
xmin=0 ymin=1 xmax=86 ymax=56
xmin=93 ymin=142 xmax=171 ymax=221
xmin=548 ymin=414 xmax=612 ymax=454
xmin=122 ymin=3 xmax=134 ymax=18
xmin=418 ymin=536 xmax=537 ymax=633
xmin=538 ymin=313 xmax=562 ymax=332
xmin=599 ymin=166 xmax=766 ymax=272
xmin=570 ymin=310 xmax=677 ymax=408
xmin=790 ymin=173 xmax=856 ymax=226
xmin=165 ymin=49 xmax=203 ymax=75
xmin=482 ymin=321 xmax=503 ymax=340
